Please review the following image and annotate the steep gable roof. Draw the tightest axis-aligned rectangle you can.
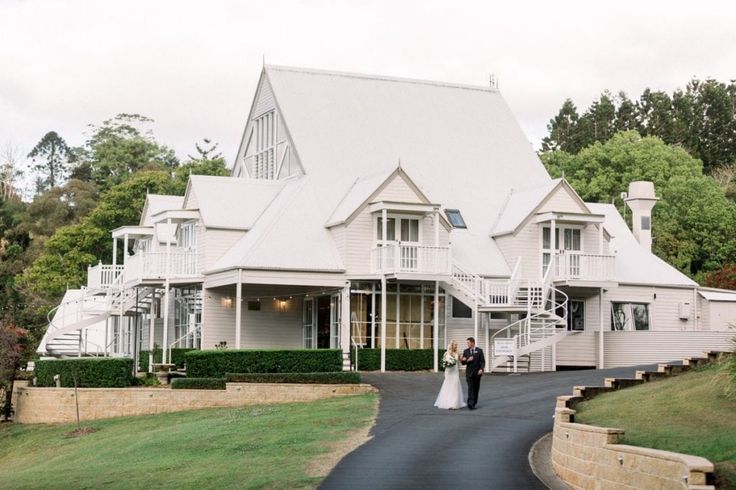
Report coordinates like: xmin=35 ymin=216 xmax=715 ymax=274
xmin=263 ymin=64 xmax=551 ymax=232
xmin=140 ymin=195 xmax=184 ymax=226
xmin=587 ymin=203 xmax=696 ymax=287
xmin=490 ymin=179 xmax=594 ymax=236
xmin=186 ymin=175 xmax=285 ymax=230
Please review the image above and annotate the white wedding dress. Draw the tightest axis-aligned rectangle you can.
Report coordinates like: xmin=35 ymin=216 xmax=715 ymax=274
xmin=434 ymin=355 xmax=466 ymax=410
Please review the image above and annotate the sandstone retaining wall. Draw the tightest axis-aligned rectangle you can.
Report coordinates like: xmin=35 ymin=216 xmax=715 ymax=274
xmin=13 ymin=382 xmax=377 ymax=424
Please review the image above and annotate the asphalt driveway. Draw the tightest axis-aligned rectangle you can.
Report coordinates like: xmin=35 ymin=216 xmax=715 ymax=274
xmin=321 ymin=365 xmax=651 ymax=489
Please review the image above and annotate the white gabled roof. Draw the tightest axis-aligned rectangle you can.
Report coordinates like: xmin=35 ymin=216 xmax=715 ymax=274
xmin=264 ymin=65 xmax=550 ymax=232
xmin=212 ymin=177 xmax=344 ymax=273
xmin=186 ymin=175 xmax=285 ymax=230
xmin=140 ymin=195 xmax=184 ymax=226
xmin=326 ymin=168 xmax=398 ymax=227
xmin=453 ymin=231 xmax=511 ymax=277
xmin=490 ymin=179 xmax=561 ymax=236
xmin=588 ymin=203 xmax=696 ymax=287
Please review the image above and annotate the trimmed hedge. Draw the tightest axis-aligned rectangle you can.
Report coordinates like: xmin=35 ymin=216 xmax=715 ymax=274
xmin=185 ymin=349 xmax=343 ymax=378
xmin=138 ymin=349 xmax=195 ymax=371
xmin=170 ymin=377 xmax=226 ymax=390
xmin=225 ymin=372 xmax=361 ymax=384
xmin=35 ymin=358 xmax=135 ymax=388
xmin=351 ymin=349 xmax=447 ymax=371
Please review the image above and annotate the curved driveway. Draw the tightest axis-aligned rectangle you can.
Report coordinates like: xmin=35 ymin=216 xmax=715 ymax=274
xmin=322 ymin=365 xmax=650 ymax=489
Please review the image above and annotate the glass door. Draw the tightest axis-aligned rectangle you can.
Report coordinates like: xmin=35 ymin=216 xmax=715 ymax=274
xmin=399 ymin=218 xmax=420 ymax=271
xmin=303 ymin=298 xmax=314 ymax=348
xmin=542 ymin=226 xmax=582 ymax=277
xmin=330 ymin=293 xmax=341 ymax=348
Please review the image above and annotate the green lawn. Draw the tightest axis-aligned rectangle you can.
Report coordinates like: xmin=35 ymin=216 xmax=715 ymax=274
xmin=575 ymin=364 xmax=736 ymax=488
xmin=0 ymin=394 xmax=377 ymax=489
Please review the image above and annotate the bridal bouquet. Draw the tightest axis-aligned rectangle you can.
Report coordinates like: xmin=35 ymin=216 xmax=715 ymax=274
xmin=440 ymin=355 xmax=457 ymax=369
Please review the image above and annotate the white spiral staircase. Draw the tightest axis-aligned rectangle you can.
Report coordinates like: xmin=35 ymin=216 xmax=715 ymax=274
xmin=444 ymin=256 xmax=569 ymax=373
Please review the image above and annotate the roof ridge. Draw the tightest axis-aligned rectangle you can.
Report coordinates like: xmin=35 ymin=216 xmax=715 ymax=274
xmin=265 ymin=64 xmax=499 ymax=94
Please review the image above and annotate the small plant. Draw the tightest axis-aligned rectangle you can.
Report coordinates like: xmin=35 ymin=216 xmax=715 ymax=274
xmin=215 ymin=341 xmax=228 ymax=350
xmin=139 ymin=373 xmax=161 ymax=387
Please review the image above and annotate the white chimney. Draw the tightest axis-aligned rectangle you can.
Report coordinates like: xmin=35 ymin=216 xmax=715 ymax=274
xmin=624 ymin=181 xmax=658 ymax=252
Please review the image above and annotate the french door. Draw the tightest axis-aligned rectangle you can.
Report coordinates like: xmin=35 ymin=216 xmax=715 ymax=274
xmin=377 ymin=216 xmax=421 ymax=271
xmin=542 ymin=226 xmax=582 ymax=277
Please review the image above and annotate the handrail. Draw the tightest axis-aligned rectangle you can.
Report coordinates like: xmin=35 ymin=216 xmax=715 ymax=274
xmin=168 ymin=324 xmax=202 ymax=363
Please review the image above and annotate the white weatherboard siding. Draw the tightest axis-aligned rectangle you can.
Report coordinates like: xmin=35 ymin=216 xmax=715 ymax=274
xmin=495 ymin=225 xmax=540 ymax=281
xmin=580 ymin=285 xmax=696 ymax=332
xmin=238 ymin=297 xmax=303 ymax=350
xmin=537 ymin=185 xmax=588 ymax=215
xmin=202 ymin=229 xmax=245 ymax=271
xmin=556 ymin=332 xmax=597 ymax=366
xmin=202 ymin=287 xmax=236 ymax=349
xmin=703 ymin=301 xmax=736 ymax=331
xmin=601 ymin=331 xmax=734 ymax=367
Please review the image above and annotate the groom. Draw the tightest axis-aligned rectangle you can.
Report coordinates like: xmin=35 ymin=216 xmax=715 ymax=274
xmin=460 ymin=337 xmax=485 ymax=410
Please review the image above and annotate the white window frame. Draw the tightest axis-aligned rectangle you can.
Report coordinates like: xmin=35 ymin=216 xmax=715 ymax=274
xmin=610 ymin=302 xmax=651 ymax=331
xmin=253 ymin=110 xmax=275 ymax=179
xmin=374 ymin=214 xmax=423 ymax=245
xmin=179 ymin=221 xmax=198 ymax=251
xmin=540 ymin=224 xmax=584 ymax=275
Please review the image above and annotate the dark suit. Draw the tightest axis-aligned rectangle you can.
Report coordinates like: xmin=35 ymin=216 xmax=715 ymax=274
xmin=461 ymin=346 xmax=485 ymax=408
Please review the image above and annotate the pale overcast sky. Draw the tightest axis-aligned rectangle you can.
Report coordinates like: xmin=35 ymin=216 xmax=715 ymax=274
xmin=2 ymin=0 xmax=735 ymax=172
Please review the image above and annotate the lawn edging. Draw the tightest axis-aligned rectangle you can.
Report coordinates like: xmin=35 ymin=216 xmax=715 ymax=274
xmin=12 ymin=380 xmax=377 ymax=424
xmin=551 ymin=351 xmax=725 ymax=490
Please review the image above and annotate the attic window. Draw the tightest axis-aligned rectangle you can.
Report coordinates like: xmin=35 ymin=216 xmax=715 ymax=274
xmin=445 ymin=209 xmax=466 ymax=228
xmin=254 ymin=110 xmax=275 ymax=179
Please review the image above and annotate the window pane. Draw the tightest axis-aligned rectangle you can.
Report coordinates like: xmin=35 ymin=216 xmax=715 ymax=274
xmin=632 ymin=304 xmax=649 ymax=330
xmin=641 ymin=216 xmax=651 ymax=230
xmin=611 ymin=302 xmax=628 ymax=330
xmin=542 ymin=227 xmax=550 ymax=249
xmin=387 ymin=218 xmax=395 ymax=241
xmin=401 ymin=219 xmax=419 ymax=242
xmin=445 ymin=210 xmax=466 ymax=228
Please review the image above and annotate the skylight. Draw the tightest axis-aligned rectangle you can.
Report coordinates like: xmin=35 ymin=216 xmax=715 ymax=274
xmin=445 ymin=209 xmax=466 ymax=228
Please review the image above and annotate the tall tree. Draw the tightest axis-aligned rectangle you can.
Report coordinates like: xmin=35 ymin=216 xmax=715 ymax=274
xmin=614 ymin=92 xmax=639 ymax=132
xmin=541 ymin=99 xmax=582 ymax=153
xmin=0 ymin=143 xmax=24 ymax=200
xmin=27 ymin=131 xmax=75 ymax=193
xmin=72 ymin=114 xmax=179 ymax=191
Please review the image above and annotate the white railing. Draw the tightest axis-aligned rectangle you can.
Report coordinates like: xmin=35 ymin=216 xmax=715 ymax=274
xmin=87 ymin=263 xmax=125 ymax=289
xmin=554 ymin=252 xmax=615 ymax=282
xmin=123 ymin=248 xmax=200 ymax=283
xmin=483 ymin=257 xmax=523 ymax=306
xmin=168 ymin=324 xmax=201 ymax=362
xmin=370 ymin=244 xmax=451 ymax=275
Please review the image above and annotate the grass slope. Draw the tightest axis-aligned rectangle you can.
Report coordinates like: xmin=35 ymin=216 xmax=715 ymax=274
xmin=575 ymin=365 xmax=736 ymax=487
xmin=0 ymin=394 xmax=377 ymax=489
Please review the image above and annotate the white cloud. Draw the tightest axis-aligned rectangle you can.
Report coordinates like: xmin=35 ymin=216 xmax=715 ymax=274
xmin=1 ymin=0 xmax=735 ymax=171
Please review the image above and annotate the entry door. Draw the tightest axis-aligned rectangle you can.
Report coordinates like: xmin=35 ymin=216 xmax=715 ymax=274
xmin=316 ymin=296 xmax=331 ymax=349
xmin=542 ymin=226 xmax=582 ymax=277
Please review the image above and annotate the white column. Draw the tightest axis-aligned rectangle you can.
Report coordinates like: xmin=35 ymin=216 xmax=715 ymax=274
xmin=112 ymin=238 xmax=117 ymax=268
xmin=380 ymin=276 xmax=387 ymax=372
xmin=123 ymin=233 xmax=129 ymax=267
xmin=434 ymin=208 xmax=440 ymax=246
xmin=598 ymin=223 xmax=604 ymax=255
xmin=433 ymin=281 xmax=439 ymax=372
xmin=370 ymin=283 xmax=376 ymax=349
xmin=148 ymin=291 xmax=156 ymax=372
xmin=340 ymin=283 xmax=351 ymax=356
xmin=162 ymin=218 xmax=172 ymax=364
xmin=395 ymin=283 xmax=400 ymax=348
xmin=550 ymin=219 xmax=556 ymax=278
xmin=419 ymin=294 xmax=425 ymax=349
xmin=598 ymin=288 xmax=605 ymax=369
xmin=235 ymin=269 xmax=242 ymax=349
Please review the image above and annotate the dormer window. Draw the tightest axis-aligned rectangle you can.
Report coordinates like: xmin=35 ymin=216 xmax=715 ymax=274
xmin=445 ymin=209 xmax=466 ymax=228
xmin=254 ymin=110 xmax=275 ymax=179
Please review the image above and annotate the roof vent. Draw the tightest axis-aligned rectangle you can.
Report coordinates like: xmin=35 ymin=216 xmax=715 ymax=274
xmin=624 ymin=181 xmax=658 ymax=252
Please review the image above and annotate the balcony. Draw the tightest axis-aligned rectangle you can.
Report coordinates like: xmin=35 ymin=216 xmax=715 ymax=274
xmin=554 ymin=252 xmax=615 ymax=283
xmin=370 ymin=244 xmax=451 ymax=276
xmin=87 ymin=263 xmax=125 ymax=289
xmin=123 ymin=248 xmax=200 ymax=284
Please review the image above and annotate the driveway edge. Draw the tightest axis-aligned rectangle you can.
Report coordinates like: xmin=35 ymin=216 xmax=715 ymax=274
xmin=528 ymin=432 xmax=571 ymax=490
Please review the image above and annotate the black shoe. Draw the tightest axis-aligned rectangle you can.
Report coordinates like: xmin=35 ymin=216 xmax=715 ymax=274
xmin=468 ymin=405 xmax=475 ymax=410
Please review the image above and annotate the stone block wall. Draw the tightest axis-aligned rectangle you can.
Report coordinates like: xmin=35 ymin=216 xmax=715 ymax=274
xmin=13 ymin=382 xmax=377 ymax=424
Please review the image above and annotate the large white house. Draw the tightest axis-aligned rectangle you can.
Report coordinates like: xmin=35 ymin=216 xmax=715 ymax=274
xmin=38 ymin=65 xmax=736 ymax=372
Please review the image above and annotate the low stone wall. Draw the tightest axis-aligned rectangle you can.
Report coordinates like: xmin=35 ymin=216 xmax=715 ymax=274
xmin=550 ymin=352 xmax=721 ymax=490
xmin=13 ymin=382 xmax=377 ymax=424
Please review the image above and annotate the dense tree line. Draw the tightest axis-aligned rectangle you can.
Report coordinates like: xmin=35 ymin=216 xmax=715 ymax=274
xmin=0 ymin=114 xmax=229 ymax=354
xmin=542 ymin=79 xmax=736 ymax=188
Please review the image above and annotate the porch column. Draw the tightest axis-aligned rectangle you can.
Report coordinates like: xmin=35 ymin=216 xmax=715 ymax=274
xmin=123 ymin=233 xmax=129 ymax=267
xmin=370 ymin=283 xmax=376 ymax=349
xmin=112 ymin=238 xmax=118 ymax=268
xmin=433 ymin=281 xmax=439 ymax=372
xmin=598 ymin=223 xmax=604 ymax=255
xmin=340 ymin=282 xmax=350 ymax=356
xmin=550 ymin=219 xmax=556 ymax=278
xmin=380 ymin=276 xmax=387 ymax=372
xmin=235 ymin=269 xmax=242 ymax=349
xmin=148 ymin=290 xmax=156 ymax=372
xmin=598 ymin=287 xmax=605 ymax=369
xmin=162 ymin=218 xmax=172 ymax=364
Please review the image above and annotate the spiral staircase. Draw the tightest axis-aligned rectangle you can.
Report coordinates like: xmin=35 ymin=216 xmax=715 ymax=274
xmin=444 ymin=257 xmax=569 ymax=373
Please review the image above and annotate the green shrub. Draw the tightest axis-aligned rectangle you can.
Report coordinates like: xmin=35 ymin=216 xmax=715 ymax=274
xmin=35 ymin=358 xmax=134 ymax=388
xmin=185 ymin=350 xmax=343 ymax=378
xmin=138 ymin=349 xmax=195 ymax=371
xmin=170 ymin=378 xmax=226 ymax=390
xmin=351 ymin=349 xmax=447 ymax=371
xmin=225 ymin=372 xmax=360 ymax=384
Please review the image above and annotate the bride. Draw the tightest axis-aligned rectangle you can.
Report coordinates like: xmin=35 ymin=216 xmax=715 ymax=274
xmin=434 ymin=340 xmax=466 ymax=410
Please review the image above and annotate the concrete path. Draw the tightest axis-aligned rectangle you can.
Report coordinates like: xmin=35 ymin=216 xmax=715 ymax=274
xmin=321 ymin=365 xmax=651 ymax=489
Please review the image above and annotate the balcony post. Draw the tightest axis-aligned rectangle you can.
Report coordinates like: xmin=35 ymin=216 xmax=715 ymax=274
xmin=112 ymin=237 xmax=117 ymax=268
xmin=433 ymin=280 xmax=439 ymax=373
xmin=235 ymin=269 xmax=242 ymax=349
xmin=380 ymin=276 xmax=387 ymax=372
xmin=162 ymin=218 xmax=172 ymax=365
xmin=381 ymin=209 xmax=388 ymax=273
xmin=598 ymin=287 xmax=605 ymax=369
xmin=123 ymin=233 xmax=129 ymax=267
xmin=148 ymin=292 xmax=156 ymax=373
